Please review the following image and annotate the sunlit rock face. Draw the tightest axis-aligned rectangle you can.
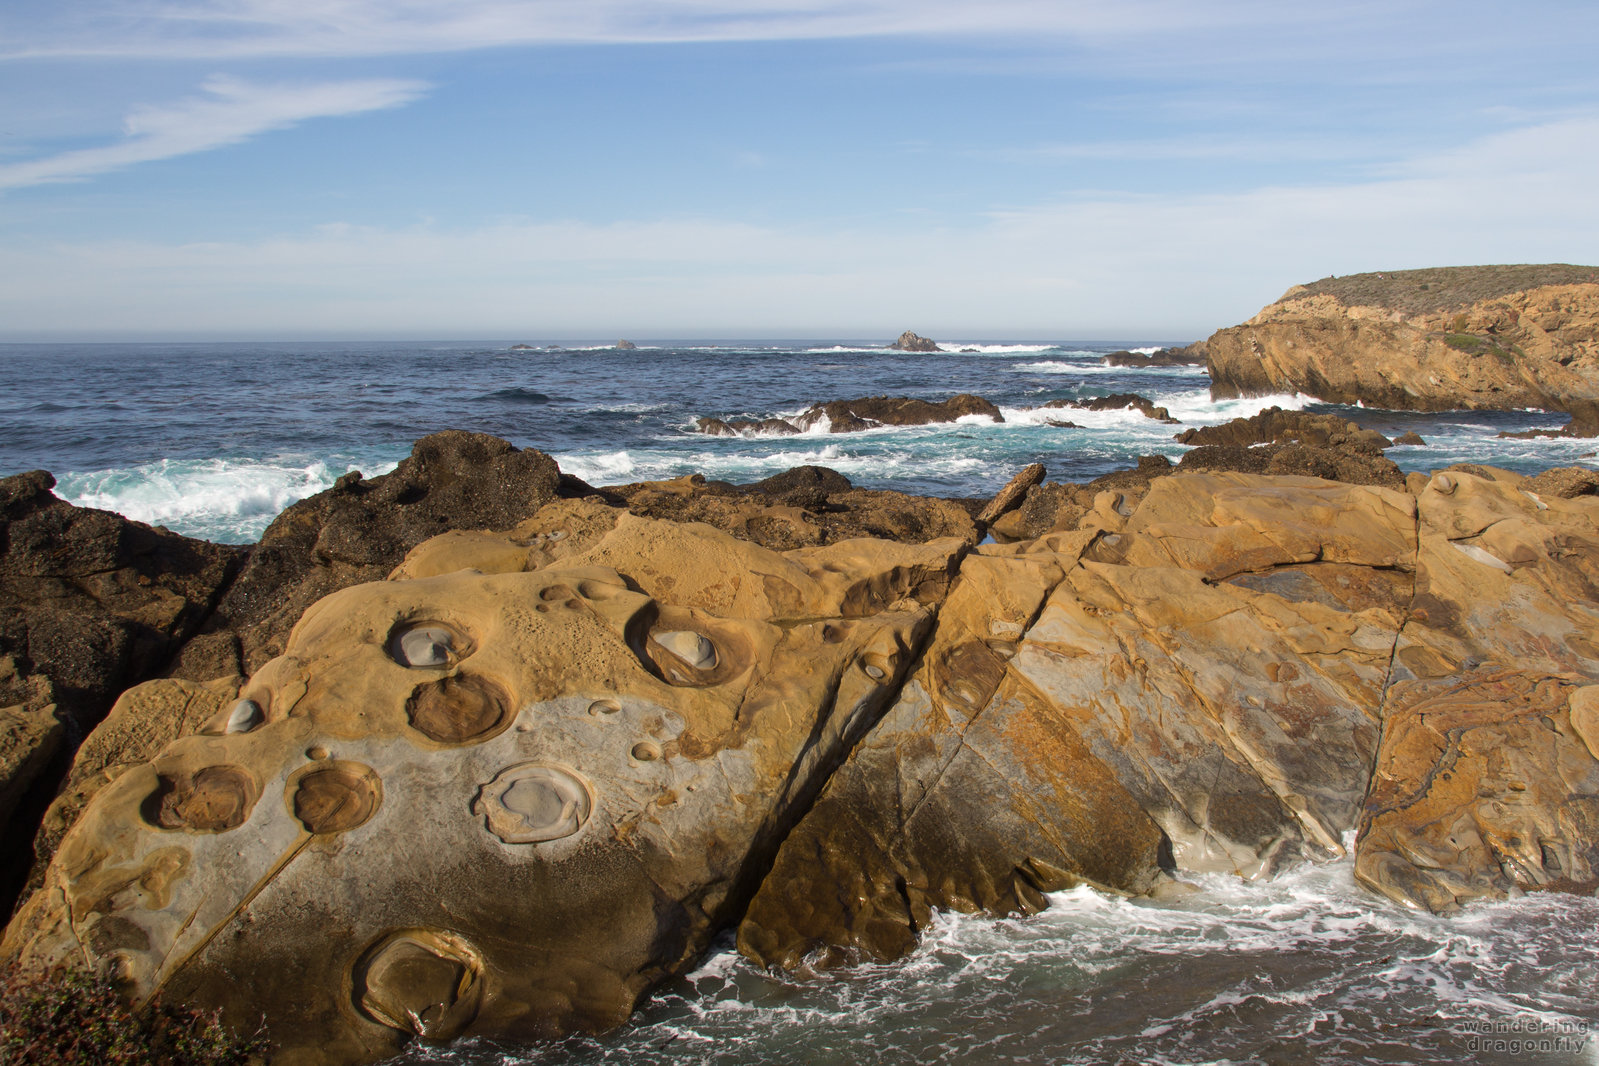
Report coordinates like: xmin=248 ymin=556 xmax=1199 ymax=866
xmin=1357 ymin=469 xmax=1599 ymax=911
xmin=3 ymin=515 xmax=958 ymax=1065
xmin=740 ymin=473 xmax=1420 ymax=969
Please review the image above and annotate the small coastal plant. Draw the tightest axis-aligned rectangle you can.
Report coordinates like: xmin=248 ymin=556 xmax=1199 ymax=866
xmin=0 ymin=963 xmax=268 ymax=1065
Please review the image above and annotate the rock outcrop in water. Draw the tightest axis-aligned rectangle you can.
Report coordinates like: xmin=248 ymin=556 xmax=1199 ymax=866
xmin=5 ymin=433 xmax=1599 ymax=1063
xmin=1103 ymin=342 xmax=1207 ymax=367
xmin=889 ymin=331 xmax=941 ymax=352
xmin=1205 ymin=265 xmax=1599 ymax=433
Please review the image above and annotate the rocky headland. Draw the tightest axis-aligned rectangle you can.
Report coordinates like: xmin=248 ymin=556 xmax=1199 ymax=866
xmin=1205 ymin=264 xmax=1599 ymax=434
xmin=3 ymin=421 xmax=1598 ymax=1064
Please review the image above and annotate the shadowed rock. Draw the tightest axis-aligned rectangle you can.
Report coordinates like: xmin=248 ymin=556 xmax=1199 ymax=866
xmin=168 ymin=431 xmax=564 ymax=682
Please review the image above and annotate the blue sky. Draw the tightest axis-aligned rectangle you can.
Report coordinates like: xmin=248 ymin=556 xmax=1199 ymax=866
xmin=1 ymin=0 xmax=1596 ymax=339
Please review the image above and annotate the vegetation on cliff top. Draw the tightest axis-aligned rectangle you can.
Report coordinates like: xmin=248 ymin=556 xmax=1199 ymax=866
xmin=1281 ymin=263 xmax=1599 ymax=315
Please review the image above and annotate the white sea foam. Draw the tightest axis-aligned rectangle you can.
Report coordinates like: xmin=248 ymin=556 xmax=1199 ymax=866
xmin=56 ymin=454 xmax=399 ymax=544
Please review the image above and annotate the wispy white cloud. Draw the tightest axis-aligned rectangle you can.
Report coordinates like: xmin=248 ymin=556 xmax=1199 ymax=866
xmin=0 ymin=113 xmax=1593 ymax=335
xmin=0 ymin=0 xmax=1341 ymax=60
xmin=0 ymin=75 xmax=429 ymax=189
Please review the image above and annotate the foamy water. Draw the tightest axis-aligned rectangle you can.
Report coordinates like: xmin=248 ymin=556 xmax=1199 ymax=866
xmin=382 ymin=855 xmax=1599 ymax=1066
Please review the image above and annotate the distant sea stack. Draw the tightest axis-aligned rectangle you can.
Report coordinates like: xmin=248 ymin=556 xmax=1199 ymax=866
xmin=1204 ymin=265 xmax=1599 ymax=433
xmin=889 ymin=331 xmax=942 ymax=353
xmin=615 ymin=339 xmax=638 ymax=350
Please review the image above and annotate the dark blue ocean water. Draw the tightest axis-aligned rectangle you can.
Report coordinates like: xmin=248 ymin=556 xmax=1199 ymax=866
xmin=1 ymin=339 xmax=1587 ymax=543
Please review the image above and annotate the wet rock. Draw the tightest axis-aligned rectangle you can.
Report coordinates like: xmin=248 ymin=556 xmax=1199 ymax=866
xmin=1045 ymin=393 xmax=1177 ymax=423
xmin=793 ymin=394 xmax=1002 ymax=433
xmin=1393 ymin=431 xmax=1427 ymax=446
xmin=1175 ymin=407 xmax=1392 ymax=451
xmin=693 ymin=416 xmax=801 ymax=437
xmin=889 ymin=331 xmax=941 ymax=353
xmin=171 ymin=432 xmax=563 ymax=681
xmin=4 ymin=515 xmax=960 ymax=1064
xmin=1102 ymin=342 xmax=1207 ymax=367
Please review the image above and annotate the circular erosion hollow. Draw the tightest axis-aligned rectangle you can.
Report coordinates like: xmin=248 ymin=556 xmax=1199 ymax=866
xmin=289 ymin=762 xmax=382 ymax=835
xmin=405 ymin=673 xmax=511 ymax=745
xmin=387 ymin=621 xmax=472 ymax=669
xmin=145 ymin=765 xmax=257 ymax=833
xmin=473 ymin=763 xmax=593 ymax=844
xmin=355 ymin=930 xmax=484 ymax=1042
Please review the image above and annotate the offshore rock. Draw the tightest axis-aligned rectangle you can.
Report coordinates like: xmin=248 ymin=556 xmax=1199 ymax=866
xmin=1356 ymin=469 xmax=1599 ymax=911
xmin=1044 ymin=393 xmax=1178 ymax=423
xmin=793 ymin=394 xmax=1002 ymax=433
xmin=1175 ymin=407 xmax=1392 ymax=452
xmin=1103 ymin=341 xmax=1207 ymax=367
xmin=4 ymin=514 xmax=960 ymax=1065
xmin=170 ymin=432 xmax=563 ymax=681
xmin=740 ymin=472 xmax=1417 ymax=968
xmin=1205 ymin=265 xmax=1599 ymax=421
xmin=889 ymin=331 xmax=942 ymax=353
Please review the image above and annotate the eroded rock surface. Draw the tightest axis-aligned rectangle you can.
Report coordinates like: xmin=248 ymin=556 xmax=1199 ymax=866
xmin=740 ymin=472 xmax=1418 ymax=968
xmin=1355 ymin=469 xmax=1599 ymax=910
xmin=4 ymin=514 xmax=961 ymax=1065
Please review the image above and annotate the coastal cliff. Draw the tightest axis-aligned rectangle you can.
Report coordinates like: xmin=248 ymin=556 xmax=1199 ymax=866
xmin=3 ymin=429 xmax=1598 ymax=1063
xmin=1206 ymin=265 xmax=1599 ymax=431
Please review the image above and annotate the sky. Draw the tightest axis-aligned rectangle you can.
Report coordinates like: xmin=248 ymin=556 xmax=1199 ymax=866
xmin=1 ymin=0 xmax=1596 ymax=340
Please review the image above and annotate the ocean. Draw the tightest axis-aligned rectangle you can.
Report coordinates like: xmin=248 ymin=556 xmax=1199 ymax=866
xmin=7 ymin=340 xmax=1598 ymax=1065
xmin=2 ymin=339 xmax=1590 ymax=545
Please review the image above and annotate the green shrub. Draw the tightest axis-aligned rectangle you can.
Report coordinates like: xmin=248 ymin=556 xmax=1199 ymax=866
xmin=0 ymin=963 xmax=268 ymax=1065
xmin=1443 ymin=333 xmax=1483 ymax=352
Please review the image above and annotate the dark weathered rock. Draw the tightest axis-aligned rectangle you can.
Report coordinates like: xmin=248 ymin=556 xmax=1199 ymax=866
xmin=1044 ymin=393 xmax=1177 ymax=423
xmin=975 ymin=463 xmax=1046 ymax=527
xmin=794 ymin=394 xmax=1001 ymax=433
xmin=888 ymin=331 xmax=941 ymax=353
xmin=694 ymin=416 xmax=801 ymax=437
xmin=169 ymin=432 xmax=563 ymax=681
xmin=1393 ymin=431 xmax=1427 ymax=446
xmin=1176 ymin=407 xmax=1392 ymax=451
xmin=0 ymin=469 xmax=240 ymax=914
xmin=1103 ymin=342 xmax=1207 ymax=367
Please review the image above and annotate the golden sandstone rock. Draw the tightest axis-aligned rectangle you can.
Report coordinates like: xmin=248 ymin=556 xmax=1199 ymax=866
xmin=5 ymin=461 xmax=1599 ymax=1062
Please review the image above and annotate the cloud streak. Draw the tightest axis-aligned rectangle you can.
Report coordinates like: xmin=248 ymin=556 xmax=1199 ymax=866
xmin=1 ymin=0 xmax=1342 ymax=60
xmin=0 ymin=76 xmax=429 ymax=189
